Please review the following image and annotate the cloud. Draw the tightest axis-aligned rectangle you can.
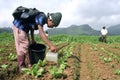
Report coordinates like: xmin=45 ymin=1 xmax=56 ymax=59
xmin=59 ymin=0 xmax=120 ymax=29
xmin=0 ymin=0 xmax=120 ymax=30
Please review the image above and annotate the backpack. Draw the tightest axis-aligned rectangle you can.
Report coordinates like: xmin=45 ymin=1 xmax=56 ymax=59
xmin=12 ymin=6 xmax=41 ymax=20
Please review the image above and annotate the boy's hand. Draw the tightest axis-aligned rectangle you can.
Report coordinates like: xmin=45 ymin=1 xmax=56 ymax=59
xmin=50 ymin=45 xmax=57 ymax=53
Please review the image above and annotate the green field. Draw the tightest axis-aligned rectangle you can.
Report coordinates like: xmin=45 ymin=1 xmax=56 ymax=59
xmin=0 ymin=32 xmax=120 ymax=44
xmin=0 ymin=32 xmax=120 ymax=80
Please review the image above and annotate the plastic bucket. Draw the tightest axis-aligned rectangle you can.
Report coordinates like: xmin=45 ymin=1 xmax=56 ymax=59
xmin=46 ymin=51 xmax=58 ymax=63
xmin=29 ymin=43 xmax=46 ymax=64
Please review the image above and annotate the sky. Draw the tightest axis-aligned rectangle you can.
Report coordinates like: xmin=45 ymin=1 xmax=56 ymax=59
xmin=0 ymin=0 xmax=120 ymax=30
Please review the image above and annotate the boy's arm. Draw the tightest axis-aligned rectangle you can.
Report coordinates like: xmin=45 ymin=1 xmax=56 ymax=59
xmin=30 ymin=28 xmax=35 ymax=43
xmin=38 ymin=25 xmax=57 ymax=52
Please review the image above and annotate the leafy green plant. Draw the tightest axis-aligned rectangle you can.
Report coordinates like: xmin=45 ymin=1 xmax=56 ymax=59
xmin=103 ymin=57 xmax=112 ymax=63
xmin=38 ymin=59 xmax=46 ymax=67
xmin=58 ymin=57 xmax=67 ymax=67
xmin=0 ymin=48 xmax=4 ymax=53
xmin=49 ymin=66 xmax=63 ymax=78
xmin=114 ymin=69 xmax=120 ymax=75
xmin=1 ymin=64 xmax=8 ymax=69
xmin=22 ymin=60 xmax=45 ymax=78
xmin=92 ymin=47 xmax=98 ymax=51
xmin=59 ymin=62 xmax=67 ymax=70
xmin=8 ymin=53 xmax=17 ymax=61
xmin=22 ymin=67 xmax=44 ymax=78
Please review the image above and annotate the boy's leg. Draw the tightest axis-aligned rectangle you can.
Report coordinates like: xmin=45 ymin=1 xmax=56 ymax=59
xmin=18 ymin=28 xmax=31 ymax=68
xmin=13 ymin=26 xmax=31 ymax=71
xmin=12 ymin=26 xmax=26 ymax=71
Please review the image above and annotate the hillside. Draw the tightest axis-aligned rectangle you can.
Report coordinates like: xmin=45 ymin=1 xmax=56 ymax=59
xmin=47 ymin=24 xmax=100 ymax=36
xmin=0 ymin=27 xmax=13 ymax=33
xmin=107 ymin=24 xmax=120 ymax=35
xmin=0 ymin=24 xmax=120 ymax=36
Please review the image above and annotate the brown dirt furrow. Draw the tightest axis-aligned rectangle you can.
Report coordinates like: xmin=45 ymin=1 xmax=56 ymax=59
xmin=95 ymin=43 xmax=120 ymax=71
xmin=80 ymin=43 xmax=120 ymax=80
xmin=72 ymin=43 xmax=81 ymax=80
xmin=89 ymin=43 xmax=120 ymax=80
xmin=80 ymin=43 xmax=93 ymax=80
xmin=98 ymin=43 xmax=120 ymax=56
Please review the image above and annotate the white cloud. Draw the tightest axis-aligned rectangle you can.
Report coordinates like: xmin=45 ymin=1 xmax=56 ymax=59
xmin=0 ymin=0 xmax=120 ymax=30
xmin=99 ymin=14 xmax=120 ymax=26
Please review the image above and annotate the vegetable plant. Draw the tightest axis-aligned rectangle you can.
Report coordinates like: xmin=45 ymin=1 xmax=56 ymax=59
xmin=49 ymin=66 xmax=63 ymax=78
xmin=22 ymin=60 xmax=45 ymax=78
xmin=114 ymin=69 xmax=120 ymax=75
xmin=38 ymin=59 xmax=46 ymax=67
xmin=1 ymin=64 xmax=8 ymax=69
xmin=8 ymin=53 xmax=17 ymax=61
xmin=103 ymin=57 xmax=112 ymax=63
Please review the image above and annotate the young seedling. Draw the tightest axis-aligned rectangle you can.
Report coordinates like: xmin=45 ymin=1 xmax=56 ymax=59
xmin=1 ymin=64 xmax=8 ymax=69
xmin=8 ymin=53 xmax=17 ymax=61
xmin=114 ymin=69 xmax=120 ymax=75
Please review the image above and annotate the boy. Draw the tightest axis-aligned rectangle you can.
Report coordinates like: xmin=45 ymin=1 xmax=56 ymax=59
xmin=12 ymin=7 xmax=62 ymax=72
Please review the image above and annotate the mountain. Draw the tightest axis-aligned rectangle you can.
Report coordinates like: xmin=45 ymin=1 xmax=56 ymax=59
xmin=0 ymin=27 xmax=13 ymax=33
xmin=0 ymin=24 xmax=120 ymax=36
xmin=47 ymin=24 xmax=100 ymax=36
xmin=107 ymin=24 xmax=120 ymax=35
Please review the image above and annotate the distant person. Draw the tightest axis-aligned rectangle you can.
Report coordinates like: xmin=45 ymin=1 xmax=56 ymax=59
xmin=12 ymin=6 xmax=62 ymax=72
xmin=99 ymin=26 xmax=108 ymax=43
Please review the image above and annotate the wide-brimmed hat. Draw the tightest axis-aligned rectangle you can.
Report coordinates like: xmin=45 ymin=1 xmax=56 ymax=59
xmin=49 ymin=12 xmax=62 ymax=27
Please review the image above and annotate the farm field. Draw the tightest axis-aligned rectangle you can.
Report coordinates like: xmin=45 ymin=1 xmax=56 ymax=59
xmin=0 ymin=33 xmax=120 ymax=80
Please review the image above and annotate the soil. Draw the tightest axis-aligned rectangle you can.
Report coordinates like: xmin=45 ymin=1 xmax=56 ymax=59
xmin=80 ymin=43 xmax=120 ymax=80
xmin=0 ymin=42 xmax=120 ymax=80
